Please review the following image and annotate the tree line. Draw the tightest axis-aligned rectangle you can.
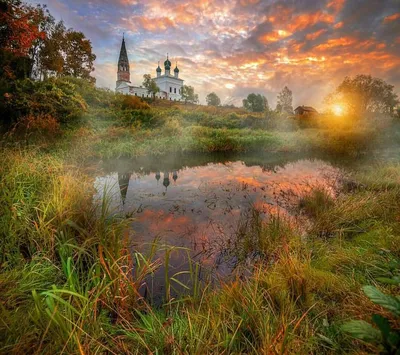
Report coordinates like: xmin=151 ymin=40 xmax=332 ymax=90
xmin=206 ymin=86 xmax=294 ymax=114
xmin=204 ymin=76 xmax=399 ymax=116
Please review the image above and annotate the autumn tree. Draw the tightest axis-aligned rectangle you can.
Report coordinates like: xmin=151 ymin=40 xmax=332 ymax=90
xmin=142 ymin=74 xmax=159 ymax=100
xmin=206 ymin=92 xmax=221 ymax=106
xmin=276 ymin=86 xmax=293 ymax=115
xmin=0 ymin=0 xmax=45 ymax=79
xmin=62 ymin=30 xmax=96 ymax=81
xmin=38 ymin=20 xmax=65 ymax=78
xmin=243 ymin=93 xmax=268 ymax=112
xmin=0 ymin=1 xmax=96 ymax=82
xmin=182 ymin=85 xmax=198 ymax=104
xmin=326 ymin=74 xmax=399 ymax=115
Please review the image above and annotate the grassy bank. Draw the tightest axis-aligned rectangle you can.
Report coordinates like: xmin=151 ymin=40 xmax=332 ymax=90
xmin=1 ymin=78 xmax=399 ymax=353
xmin=2 ymin=77 xmax=398 ymax=161
xmin=0 ymin=146 xmax=399 ymax=353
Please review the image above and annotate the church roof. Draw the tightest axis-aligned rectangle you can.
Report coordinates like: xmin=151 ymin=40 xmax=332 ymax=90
xmin=164 ymin=55 xmax=171 ymax=69
xmin=118 ymin=36 xmax=129 ymax=69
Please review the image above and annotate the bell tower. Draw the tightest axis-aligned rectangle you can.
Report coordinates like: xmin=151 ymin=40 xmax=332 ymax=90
xmin=117 ymin=35 xmax=130 ymax=85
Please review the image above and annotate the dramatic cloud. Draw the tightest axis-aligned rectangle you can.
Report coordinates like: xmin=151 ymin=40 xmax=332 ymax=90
xmin=28 ymin=0 xmax=400 ymax=108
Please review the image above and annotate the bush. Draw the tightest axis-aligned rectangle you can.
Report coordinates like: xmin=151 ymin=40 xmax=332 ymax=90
xmin=7 ymin=113 xmax=61 ymax=143
xmin=2 ymin=78 xmax=87 ymax=126
xmin=62 ymin=77 xmax=116 ymax=108
xmin=116 ymin=95 xmax=150 ymax=110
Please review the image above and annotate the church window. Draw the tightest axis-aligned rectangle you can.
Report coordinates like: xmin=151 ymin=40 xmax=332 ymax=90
xmin=174 ymin=88 xmax=176 ymax=93
xmin=170 ymin=87 xmax=172 ymax=93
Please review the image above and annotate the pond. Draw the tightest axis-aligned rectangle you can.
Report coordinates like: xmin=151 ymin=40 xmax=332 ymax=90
xmin=94 ymin=153 xmax=344 ymax=302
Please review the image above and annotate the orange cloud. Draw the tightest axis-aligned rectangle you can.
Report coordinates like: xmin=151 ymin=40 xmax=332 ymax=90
xmin=239 ymin=0 xmax=260 ymax=6
xmin=384 ymin=13 xmax=400 ymax=23
xmin=287 ymin=11 xmax=334 ymax=32
xmin=327 ymin=0 xmax=346 ymax=14
xmin=258 ymin=29 xmax=292 ymax=44
xmin=314 ymin=36 xmax=356 ymax=50
xmin=306 ymin=28 xmax=327 ymax=40
xmin=334 ymin=21 xmax=343 ymax=29
xmin=138 ymin=17 xmax=175 ymax=32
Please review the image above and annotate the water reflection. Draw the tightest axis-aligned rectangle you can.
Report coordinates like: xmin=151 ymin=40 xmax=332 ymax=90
xmin=97 ymin=153 xmax=342 ymax=302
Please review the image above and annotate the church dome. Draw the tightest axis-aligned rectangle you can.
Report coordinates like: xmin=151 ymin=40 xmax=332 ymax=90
xmin=164 ymin=57 xmax=171 ymax=69
xmin=156 ymin=65 xmax=161 ymax=73
xmin=174 ymin=65 xmax=179 ymax=73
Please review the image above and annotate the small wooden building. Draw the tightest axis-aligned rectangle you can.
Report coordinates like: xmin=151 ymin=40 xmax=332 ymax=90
xmin=294 ymin=106 xmax=318 ymax=115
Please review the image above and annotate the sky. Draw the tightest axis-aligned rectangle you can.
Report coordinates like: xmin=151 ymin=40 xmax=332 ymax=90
xmin=27 ymin=0 xmax=400 ymax=108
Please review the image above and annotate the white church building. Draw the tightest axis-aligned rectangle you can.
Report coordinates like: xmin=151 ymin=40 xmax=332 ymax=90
xmin=115 ymin=36 xmax=184 ymax=101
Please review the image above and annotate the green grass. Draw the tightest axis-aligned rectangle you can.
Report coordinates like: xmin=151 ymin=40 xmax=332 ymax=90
xmin=1 ymin=83 xmax=400 ymax=353
xmin=0 ymin=145 xmax=399 ymax=353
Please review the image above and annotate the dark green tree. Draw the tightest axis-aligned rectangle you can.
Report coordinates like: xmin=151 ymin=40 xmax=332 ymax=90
xmin=182 ymin=85 xmax=198 ymax=104
xmin=243 ymin=93 xmax=268 ymax=112
xmin=142 ymin=74 xmax=159 ymax=100
xmin=206 ymin=92 xmax=221 ymax=106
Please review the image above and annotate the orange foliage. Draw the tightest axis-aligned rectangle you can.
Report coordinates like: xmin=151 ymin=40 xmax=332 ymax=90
xmin=120 ymin=95 xmax=150 ymax=110
xmin=0 ymin=2 xmax=45 ymax=57
xmin=9 ymin=114 xmax=61 ymax=141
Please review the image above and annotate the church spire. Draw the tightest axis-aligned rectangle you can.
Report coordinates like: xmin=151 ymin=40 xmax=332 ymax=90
xmin=117 ymin=35 xmax=130 ymax=83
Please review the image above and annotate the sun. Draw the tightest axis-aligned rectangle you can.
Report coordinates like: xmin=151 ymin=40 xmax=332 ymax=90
xmin=332 ymin=104 xmax=344 ymax=116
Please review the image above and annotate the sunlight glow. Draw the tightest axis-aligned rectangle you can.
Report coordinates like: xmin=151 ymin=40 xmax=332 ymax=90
xmin=332 ymin=104 xmax=344 ymax=116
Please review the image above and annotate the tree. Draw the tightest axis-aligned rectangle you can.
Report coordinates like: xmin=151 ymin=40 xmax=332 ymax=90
xmin=142 ymin=74 xmax=159 ymax=100
xmin=39 ymin=21 xmax=65 ymax=78
xmin=181 ymin=85 xmax=198 ymax=104
xmin=0 ymin=1 xmax=96 ymax=82
xmin=276 ymin=86 xmax=293 ymax=115
xmin=62 ymin=30 xmax=96 ymax=82
xmin=326 ymin=74 xmax=399 ymax=115
xmin=243 ymin=93 xmax=268 ymax=112
xmin=0 ymin=0 xmax=45 ymax=79
xmin=206 ymin=92 xmax=221 ymax=106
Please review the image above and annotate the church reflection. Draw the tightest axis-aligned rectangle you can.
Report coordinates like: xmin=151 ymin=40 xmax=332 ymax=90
xmin=117 ymin=170 xmax=179 ymax=203
xmin=118 ymin=172 xmax=131 ymax=204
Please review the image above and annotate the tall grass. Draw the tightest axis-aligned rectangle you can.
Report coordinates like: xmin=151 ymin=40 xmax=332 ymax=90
xmin=1 ymin=148 xmax=400 ymax=353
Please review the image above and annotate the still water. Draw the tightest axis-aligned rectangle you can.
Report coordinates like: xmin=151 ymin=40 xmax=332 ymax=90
xmin=94 ymin=153 xmax=342 ymax=301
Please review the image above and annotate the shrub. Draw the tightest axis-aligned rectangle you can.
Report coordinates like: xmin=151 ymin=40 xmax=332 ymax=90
xmin=182 ymin=110 xmax=209 ymax=123
xmin=117 ymin=95 xmax=150 ymax=110
xmin=7 ymin=113 xmax=61 ymax=143
xmin=2 ymin=78 xmax=87 ymax=126
xmin=62 ymin=77 xmax=116 ymax=108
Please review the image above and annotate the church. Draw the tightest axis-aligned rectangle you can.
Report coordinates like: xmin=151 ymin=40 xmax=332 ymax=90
xmin=115 ymin=36 xmax=184 ymax=101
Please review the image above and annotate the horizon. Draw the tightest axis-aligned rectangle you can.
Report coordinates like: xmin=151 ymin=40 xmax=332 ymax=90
xmin=27 ymin=0 xmax=399 ymax=108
